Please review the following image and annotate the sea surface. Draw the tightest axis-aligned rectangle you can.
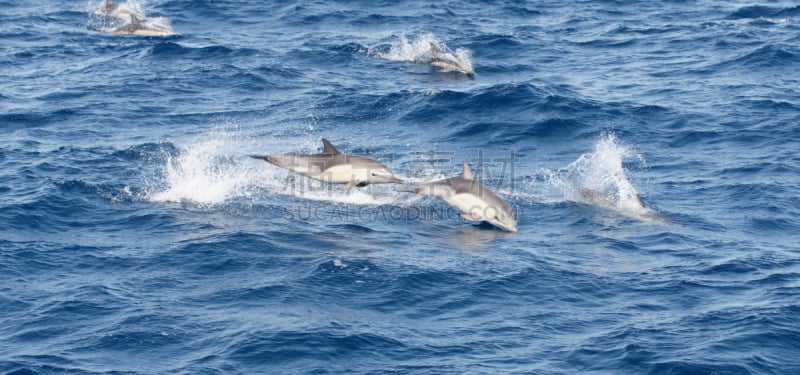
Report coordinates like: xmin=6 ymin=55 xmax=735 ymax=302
xmin=2 ymin=1 xmax=800 ymax=373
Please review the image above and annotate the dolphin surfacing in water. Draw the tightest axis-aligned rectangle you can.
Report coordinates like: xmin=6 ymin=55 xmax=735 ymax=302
xmin=109 ymin=13 xmax=173 ymax=36
xmin=428 ymin=43 xmax=476 ymax=76
xmin=580 ymin=188 xmax=672 ymax=224
xmin=413 ymin=161 xmax=517 ymax=232
xmin=250 ymin=139 xmax=403 ymax=190
xmin=581 ymin=188 xmax=645 ymax=209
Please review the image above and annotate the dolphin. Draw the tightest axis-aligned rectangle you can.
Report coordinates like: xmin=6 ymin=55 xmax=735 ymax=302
xmin=428 ymin=43 xmax=476 ymax=76
xmin=580 ymin=188 xmax=672 ymax=224
xmin=581 ymin=188 xmax=645 ymax=208
xmin=413 ymin=161 xmax=517 ymax=232
xmin=249 ymin=139 xmax=404 ymax=190
xmin=110 ymin=13 xmax=173 ymax=36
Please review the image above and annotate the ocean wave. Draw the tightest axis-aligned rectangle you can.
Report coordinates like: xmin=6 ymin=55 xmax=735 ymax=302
xmin=3 ymin=1 xmax=800 ymax=372
xmin=147 ymin=41 xmax=260 ymax=59
xmin=695 ymin=44 xmax=800 ymax=74
xmin=399 ymin=83 xmax=601 ymax=137
xmin=728 ymin=45 xmax=799 ymax=69
xmin=225 ymin=329 xmax=407 ymax=369
xmin=726 ymin=5 xmax=800 ymax=20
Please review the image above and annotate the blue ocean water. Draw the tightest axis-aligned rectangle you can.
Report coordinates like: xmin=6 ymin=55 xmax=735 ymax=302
xmin=2 ymin=0 xmax=800 ymax=373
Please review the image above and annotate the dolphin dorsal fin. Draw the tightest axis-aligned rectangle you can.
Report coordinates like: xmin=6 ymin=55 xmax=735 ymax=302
xmin=461 ymin=161 xmax=474 ymax=180
xmin=430 ymin=42 xmax=443 ymax=54
xmin=321 ymin=139 xmax=341 ymax=155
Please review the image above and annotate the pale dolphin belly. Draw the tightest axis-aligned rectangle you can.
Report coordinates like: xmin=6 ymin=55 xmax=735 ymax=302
xmin=305 ymin=164 xmax=372 ymax=184
xmin=131 ymin=28 xmax=173 ymax=36
xmin=443 ymin=193 xmax=497 ymax=221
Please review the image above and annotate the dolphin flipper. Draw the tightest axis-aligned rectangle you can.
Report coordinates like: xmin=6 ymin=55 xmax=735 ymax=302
xmin=339 ymin=180 xmax=369 ymax=190
xmin=461 ymin=213 xmax=482 ymax=222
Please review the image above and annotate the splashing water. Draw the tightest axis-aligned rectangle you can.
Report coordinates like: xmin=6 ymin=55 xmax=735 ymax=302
xmin=561 ymin=134 xmax=642 ymax=206
xmin=88 ymin=0 xmax=144 ymax=17
xmin=147 ymin=129 xmax=414 ymax=207
xmin=376 ymin=33 xmax=474 ymax=73
xmin=542 ymin=133 xmax=668 ymax=223
xmin=87 ymin=0 xmax=174 ymax=36
xmin=148 ymin=133 xmax=258 ymax=205
xmin=139 ymin=17 xmax=173 ymax=34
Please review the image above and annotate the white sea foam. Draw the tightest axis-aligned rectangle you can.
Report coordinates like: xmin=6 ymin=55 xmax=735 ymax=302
xmin=537 ymin=133 xmax=669 ymax=223
xmin=148 ymin=132 xmax=259 ymax=205
xmin=147 ymin=128 xmax=421 ymax=207
xmin=139 ymin=16 xmax=173 ymax=33
xmin=88 ymin=0 xmax=174 ymax=36
xmin=376 ymin=33 xmax=473 ymax=73
xmin=89 ymin=0 xmax=145 ymax=18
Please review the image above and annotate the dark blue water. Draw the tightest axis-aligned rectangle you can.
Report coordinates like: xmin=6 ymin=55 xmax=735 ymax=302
xmin=2 ymin=1 xmax=800 ymax=373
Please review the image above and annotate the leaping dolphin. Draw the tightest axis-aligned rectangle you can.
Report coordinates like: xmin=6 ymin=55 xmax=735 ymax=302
xmin=428 ymin=43 xmax=476 ymax=76
xmin=250 ymin=139 xmax=404 ymax=190
xmin=412 ymin=161 xmax=517 ymax=232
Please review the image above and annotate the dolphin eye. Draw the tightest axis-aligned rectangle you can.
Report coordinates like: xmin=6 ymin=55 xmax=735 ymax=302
xmin=497 ymin=212 xmax=510 ymax=223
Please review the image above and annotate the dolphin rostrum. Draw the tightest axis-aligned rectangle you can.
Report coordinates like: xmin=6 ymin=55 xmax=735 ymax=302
xmin=428 ymin=43 xmax=476 ymax=76
xmin=413 ymin=161 xmax=517 ymax=232
xmin=249 ymin=139 xmax=404 ymax=190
